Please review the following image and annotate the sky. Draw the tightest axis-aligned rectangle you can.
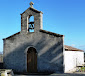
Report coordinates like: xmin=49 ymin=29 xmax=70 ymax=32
xmin=0 ymin=0 xmax=85 ymax=53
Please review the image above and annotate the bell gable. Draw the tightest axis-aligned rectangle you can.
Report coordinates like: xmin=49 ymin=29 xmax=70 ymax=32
xmin=21 ymin=3 xmax=43 ymax=33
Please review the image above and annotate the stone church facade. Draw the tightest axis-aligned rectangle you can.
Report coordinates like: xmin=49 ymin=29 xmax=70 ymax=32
xmin=3 ymin=2 xmax=64 ymax=73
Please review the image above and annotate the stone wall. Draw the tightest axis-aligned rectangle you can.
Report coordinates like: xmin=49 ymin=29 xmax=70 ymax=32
xmin=3 ymin=7 xmax=64 ymax=73
xmin=3 ymin=31 xmax=64 ymax=73
xmin=0 ymin=54 xmax=3 ymax=62
xmin=21 ymin=7 xmax=43 ymax=33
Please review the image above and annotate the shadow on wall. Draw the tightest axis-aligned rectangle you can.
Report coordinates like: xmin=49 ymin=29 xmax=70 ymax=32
xmin=0 ymin=54 xmax=3 ymax=62
xmin=4 ymin=34 xmax=64 ymax=74
xmin=0 ymin=54 xmax=3 ymax=69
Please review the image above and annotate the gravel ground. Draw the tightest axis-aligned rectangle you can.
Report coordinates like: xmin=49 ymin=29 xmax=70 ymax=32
xmin=15 ymin=73 xmax=85 ymax=76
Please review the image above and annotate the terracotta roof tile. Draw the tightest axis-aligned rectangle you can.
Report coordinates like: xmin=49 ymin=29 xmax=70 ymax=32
xmin=64 ymin=45 xmax=83 ymax=52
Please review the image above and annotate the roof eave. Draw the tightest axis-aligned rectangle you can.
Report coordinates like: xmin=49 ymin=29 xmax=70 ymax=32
xmin=39 ymin=29 xmax=64 ymax=37
xmin=3 ymin=32 xmax=20 ymax=40
xmin=20 ymin=7 xmax=43 ymax=15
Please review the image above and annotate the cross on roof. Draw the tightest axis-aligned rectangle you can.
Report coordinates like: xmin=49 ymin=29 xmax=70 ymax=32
xmin=29 ymin=2 xmax=34 ymax=8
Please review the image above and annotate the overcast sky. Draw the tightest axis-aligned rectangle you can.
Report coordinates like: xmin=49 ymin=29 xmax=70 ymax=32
xmin=0 ymin=0 xmax=85 ymax=53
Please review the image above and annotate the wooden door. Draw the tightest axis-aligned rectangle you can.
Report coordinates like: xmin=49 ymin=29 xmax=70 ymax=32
xmin=27 ymin=47 xmax=37 ymax=73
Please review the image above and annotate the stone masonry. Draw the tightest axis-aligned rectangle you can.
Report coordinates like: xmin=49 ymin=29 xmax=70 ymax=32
xmin=3 ymin=3 xmax=64 ymax=73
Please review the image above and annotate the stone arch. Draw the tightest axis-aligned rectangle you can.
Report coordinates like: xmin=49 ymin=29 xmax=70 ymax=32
xmin=25 ymin=46 xmax=37 ymax=54
xmin=29 ymin=15 xmax=34 ymax=22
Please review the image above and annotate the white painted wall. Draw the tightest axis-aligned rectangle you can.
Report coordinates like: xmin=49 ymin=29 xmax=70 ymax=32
xmin=64 ymin=51 xmax=84 ymax=73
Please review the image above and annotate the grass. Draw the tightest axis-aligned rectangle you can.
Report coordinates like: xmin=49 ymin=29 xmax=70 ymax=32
xmin=77 ymin=67 xmax=85 ymax=72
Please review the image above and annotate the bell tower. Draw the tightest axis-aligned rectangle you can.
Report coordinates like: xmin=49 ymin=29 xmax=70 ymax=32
xmin=21 ymin=2 xmax=43 ymax=33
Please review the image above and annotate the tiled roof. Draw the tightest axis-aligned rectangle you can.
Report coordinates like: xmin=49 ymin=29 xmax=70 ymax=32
xmin=64 ymin=45 xmax=83 ymax=52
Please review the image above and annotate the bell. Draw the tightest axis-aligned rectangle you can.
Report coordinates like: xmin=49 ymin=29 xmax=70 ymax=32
xmin=28 ymin=21 xmax=34 ymax=31
xmin=29 ymin=27 xmax=34 ymax=29
xmin=29 ymin=22 xmax=34 ymax=24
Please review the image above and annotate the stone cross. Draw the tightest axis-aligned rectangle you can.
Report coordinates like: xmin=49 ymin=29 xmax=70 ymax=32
xmin=30 ymin=2 xmax=34 ymax=8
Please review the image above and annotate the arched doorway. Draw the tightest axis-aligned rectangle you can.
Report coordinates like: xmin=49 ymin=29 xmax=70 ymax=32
xmin=27 ymin=47 xmax=37 ymax=73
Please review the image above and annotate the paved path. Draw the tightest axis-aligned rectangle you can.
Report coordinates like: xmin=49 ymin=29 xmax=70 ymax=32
xmin=15 ymin=73 xmax=85 ymax=76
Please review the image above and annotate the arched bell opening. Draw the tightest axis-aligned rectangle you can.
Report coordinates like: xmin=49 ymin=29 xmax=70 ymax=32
xmin=27 ymin=15 xmax=34 ymax=32
xmin=27 ymin=47 xmax=37 ymax=73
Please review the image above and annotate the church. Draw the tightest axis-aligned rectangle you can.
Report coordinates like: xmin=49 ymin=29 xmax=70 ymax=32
xmin=3 ymin=2 xmax=64 ymax=73
xmin=3 ymin=2 xmax=84 ymax=74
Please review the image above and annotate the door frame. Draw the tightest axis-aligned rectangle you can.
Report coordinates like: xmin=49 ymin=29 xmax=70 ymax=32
xmin=25 ymin=46 xmax=37 ymax=72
